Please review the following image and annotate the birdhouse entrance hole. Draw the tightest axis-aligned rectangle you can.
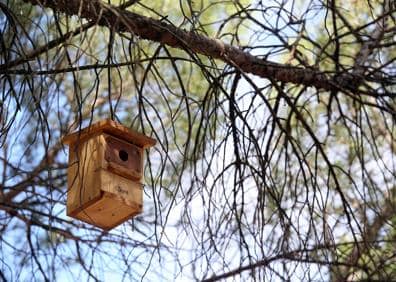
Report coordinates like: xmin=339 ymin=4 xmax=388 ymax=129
xmin=119 ymin=150 xmax=129 ymax=161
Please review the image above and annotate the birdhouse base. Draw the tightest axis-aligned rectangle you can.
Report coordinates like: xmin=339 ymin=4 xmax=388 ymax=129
xmin=67 ymin=169 xmax=143 ymax=230
xmin=69 ymin=191 xmax=142 ymax=230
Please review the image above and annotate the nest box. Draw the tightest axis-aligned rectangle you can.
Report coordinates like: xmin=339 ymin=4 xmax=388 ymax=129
xmin=62 ymin=120 xmax=156 ymax=230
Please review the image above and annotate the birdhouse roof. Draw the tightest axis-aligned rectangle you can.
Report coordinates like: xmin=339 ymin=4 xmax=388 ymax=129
xmin=62 ymin=119 xmax=156 ymax=149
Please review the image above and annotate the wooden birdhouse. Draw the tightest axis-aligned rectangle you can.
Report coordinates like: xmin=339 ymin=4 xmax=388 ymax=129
xmin=62 ymin=119 xmax=156 ymax=230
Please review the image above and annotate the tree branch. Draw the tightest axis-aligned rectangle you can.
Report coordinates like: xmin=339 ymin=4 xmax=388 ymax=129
xmin=346 ymin=0 xmax=392 ymax=89
xmin=22 ymin=0 xmax=343 ymax=91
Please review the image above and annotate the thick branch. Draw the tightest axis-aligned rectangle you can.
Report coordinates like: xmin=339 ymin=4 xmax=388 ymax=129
xmin=345 ymin=0 xmax=392 ymax=89
xmin=0 ymin=0 xmax=139 ymax=70
xmin=22 ymin=0 xmax=340 ymax=91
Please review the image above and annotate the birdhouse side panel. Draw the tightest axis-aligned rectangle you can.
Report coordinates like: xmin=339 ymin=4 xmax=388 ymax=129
xmin=66 ymin=135 xmax=106 ymax=215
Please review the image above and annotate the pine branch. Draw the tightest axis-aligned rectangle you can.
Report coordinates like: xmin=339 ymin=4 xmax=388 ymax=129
xmin=22 ymin=0 xmax=343 ymax=91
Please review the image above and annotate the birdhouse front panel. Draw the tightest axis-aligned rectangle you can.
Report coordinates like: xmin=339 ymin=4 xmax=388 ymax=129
xmin=70 ymin=169 xmax=143 ymax=230
xmin=104 ymin=135 xmax=143 ymax=181
xmin=63 ymin=120 xmax=156 ymax=230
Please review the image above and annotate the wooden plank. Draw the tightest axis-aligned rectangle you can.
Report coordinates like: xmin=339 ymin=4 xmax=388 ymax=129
xmin=62 ymin=119 xmax=156 ymax=149
xmin=66 ymin=135 xmax=105 ymax=214
xmin=68 ymin=168 xmax=142 ymax=230
xmin=104 ymin=134 xmax=143 ymax=181
xmin=74 ymin=195 xmax=141 ymax=230
xmin=100 ymin=169 xmax=143 ymax=207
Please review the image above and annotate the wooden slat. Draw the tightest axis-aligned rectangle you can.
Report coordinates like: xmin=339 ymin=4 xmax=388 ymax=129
xmin=100 ymin=169 xmax=142 ymax=206
xmin=66 ymin=135 xmax=105 ymax=214
xmin=62 ymin=119 xmax=156 ymax=148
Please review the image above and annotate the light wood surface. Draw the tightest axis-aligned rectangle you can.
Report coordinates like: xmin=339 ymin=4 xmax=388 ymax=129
xmin=62 ymin=119 xmax=156 ymax=148
xmin=64 ymin=120 xmax=149 ymax=230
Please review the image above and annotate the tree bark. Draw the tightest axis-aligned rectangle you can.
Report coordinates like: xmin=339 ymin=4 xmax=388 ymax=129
xmin=23 ymin=0 xmax=345 ymax=91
